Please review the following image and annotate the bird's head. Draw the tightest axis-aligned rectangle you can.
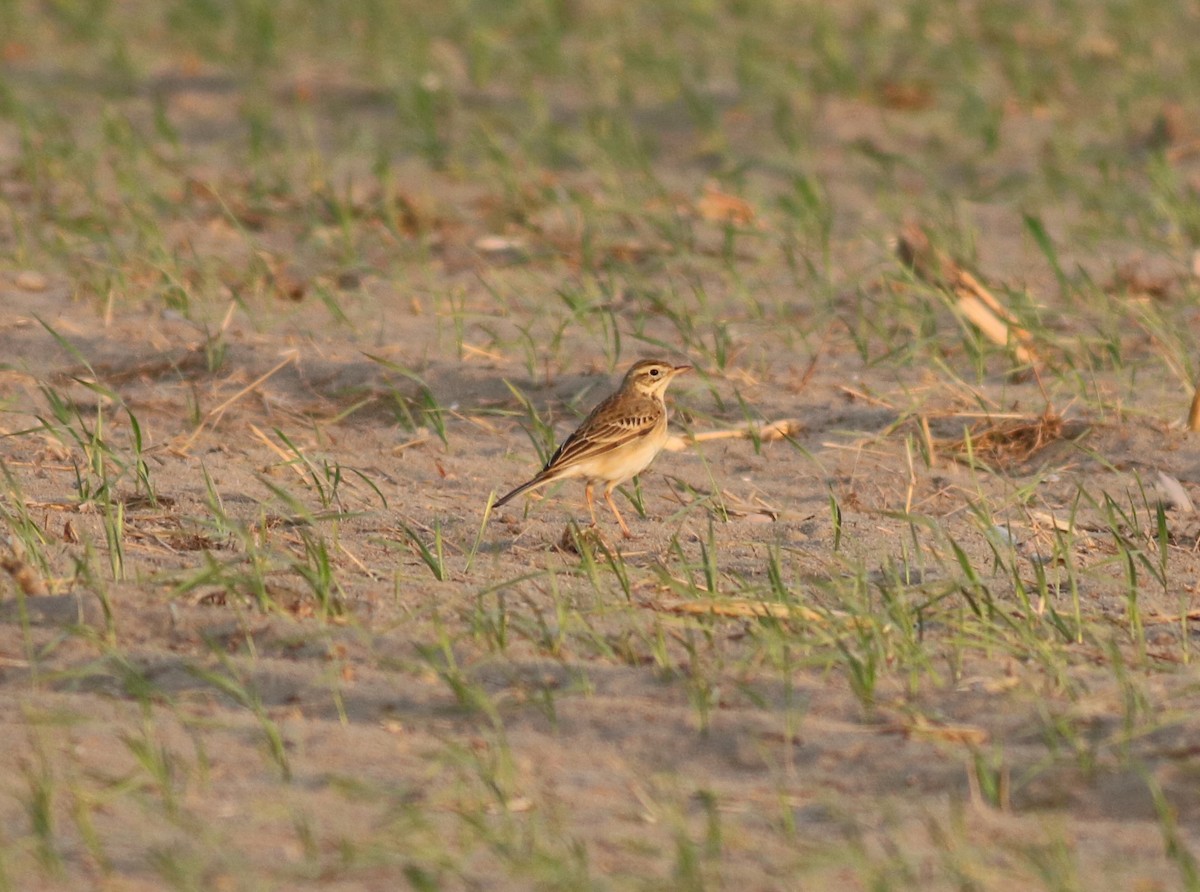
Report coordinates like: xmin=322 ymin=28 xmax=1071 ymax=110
xmin=623 ymin=359 xmax=692 ymax=398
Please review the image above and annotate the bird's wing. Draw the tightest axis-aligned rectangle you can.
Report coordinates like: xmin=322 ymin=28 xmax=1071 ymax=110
xmin=541 ymin=399 xmax=661 ymax=473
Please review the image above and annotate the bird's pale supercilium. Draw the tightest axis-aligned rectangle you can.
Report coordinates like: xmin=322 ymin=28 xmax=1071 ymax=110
xmin=494 ymin=359 xmax=691 ymax=538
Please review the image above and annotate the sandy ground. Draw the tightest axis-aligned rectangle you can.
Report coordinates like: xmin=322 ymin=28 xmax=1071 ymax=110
xmin=4 ymin=254 xmax=1200 ymax=889
xmin=3 ymin=67 xmax=1200 ymax=889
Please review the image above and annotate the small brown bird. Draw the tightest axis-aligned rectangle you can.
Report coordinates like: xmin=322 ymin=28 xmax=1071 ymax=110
xmin=495 ymin=359 xmax=692 ymax=537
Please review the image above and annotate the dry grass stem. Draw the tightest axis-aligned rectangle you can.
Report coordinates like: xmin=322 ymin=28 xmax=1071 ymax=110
xmin=897 ymin=221 xmax=1040 ymax=367
xmin=664 ymin=418 xmax=801 ymax=452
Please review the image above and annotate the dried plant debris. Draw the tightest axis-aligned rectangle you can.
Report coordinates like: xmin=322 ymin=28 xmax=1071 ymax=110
xmin=938 ymin=410 xmax=1086 ymax=470
xmin=652 ymin=596 xmax=825 ymax=622
xmin=896 ymin=220 xmax=1040 ymax=367
xmin=1 ymin=549 xmax=47 ymax=596
xmin=694 ymin=182 xmax=757 ymax=226
xmin=664 ymin=418 xmax=801 ymax=452
xmin=1156 ymin=471 xmax=1195 ymax=514
xmin=989 ymin=511 xmax=1099 ymax=568
xmin=1107 ymin=257 xmax=1178 ymax=300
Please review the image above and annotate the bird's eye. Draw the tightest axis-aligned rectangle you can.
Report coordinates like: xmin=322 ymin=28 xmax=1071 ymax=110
xmin=649 ymin=368 xmax=660 ymax=377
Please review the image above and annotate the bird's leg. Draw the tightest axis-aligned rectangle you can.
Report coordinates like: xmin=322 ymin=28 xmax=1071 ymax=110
xmin=585 ymin=480 xmax=599 ymax=527
xmin=604 ymin=483 xmax=633 ymax=538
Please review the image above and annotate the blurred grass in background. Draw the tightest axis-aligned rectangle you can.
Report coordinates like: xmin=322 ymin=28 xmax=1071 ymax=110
xmin=2 ymin=1 xmax=1198 ymax=214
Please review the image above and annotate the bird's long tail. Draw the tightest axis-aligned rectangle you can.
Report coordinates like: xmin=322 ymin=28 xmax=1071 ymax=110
xmin=493 ymin=473 xmax=550 ymax=508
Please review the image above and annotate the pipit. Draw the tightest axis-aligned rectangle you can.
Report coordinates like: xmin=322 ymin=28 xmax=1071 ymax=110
xmin=495 ymin=359 xmax=692 ymax=537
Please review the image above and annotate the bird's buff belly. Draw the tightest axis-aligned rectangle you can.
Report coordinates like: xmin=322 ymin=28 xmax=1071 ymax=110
xmin=563 ymin=423 xmax=668 ymax=484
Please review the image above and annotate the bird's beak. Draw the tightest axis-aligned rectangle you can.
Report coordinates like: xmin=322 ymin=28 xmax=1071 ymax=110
xmin=671 ymin=364 xmax=693 ymax=376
